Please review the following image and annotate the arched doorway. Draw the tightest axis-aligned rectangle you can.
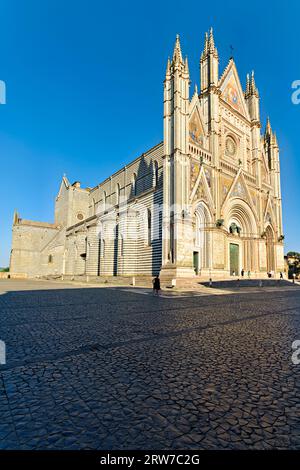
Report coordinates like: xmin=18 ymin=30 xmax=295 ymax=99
xmin=223 ymin=198 xmax=258 ymax=275
xmin=265 ymin=225 xmax=275 ymax=272
xmin=193 ymin=202 xmax=212 ymax=274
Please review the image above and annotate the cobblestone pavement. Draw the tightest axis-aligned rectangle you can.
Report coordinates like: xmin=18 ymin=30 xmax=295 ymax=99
xmin=0 ymin=279 xmax=299 ymax=450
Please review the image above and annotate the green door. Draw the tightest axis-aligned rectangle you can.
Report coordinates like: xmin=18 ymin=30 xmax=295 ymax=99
xmin=230 ymin=243 xmax=239 ymax=276
xmin=193 ymin=251 xmax=199 ymax=274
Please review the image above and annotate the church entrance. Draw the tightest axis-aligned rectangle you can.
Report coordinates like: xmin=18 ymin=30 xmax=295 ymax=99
xmin=193 ymin=202 xmax=212 ymax=275
xmin=230 ymin=243 xmax=239 ymax=276
xmin=193 ymin=251 xmax=199 ymax=274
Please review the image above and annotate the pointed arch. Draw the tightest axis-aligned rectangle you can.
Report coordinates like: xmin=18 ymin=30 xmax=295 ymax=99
xmin=223 ymin=198 xmax=259 ymax=273
xmin=223 ymin=198 xmax=258 ymax=237
xmin=192 ymin=200 xmax=213 ymax=273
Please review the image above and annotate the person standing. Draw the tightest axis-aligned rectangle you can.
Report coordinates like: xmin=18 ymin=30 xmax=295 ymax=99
xmin=153 ymin=275 xmax=161 ymax=295
xmin=280 ymin=271 xmax=283 ymax=280
xmin=241 ymin=268 xmax=245 ymax=278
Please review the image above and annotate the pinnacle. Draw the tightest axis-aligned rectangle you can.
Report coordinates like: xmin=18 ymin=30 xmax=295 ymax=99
xmin=172 ymin=33 xmax=183 ymax=64
xmin=184 ymin=56 xmax=189 ymax=74
xmin=265 ymin=116 xmax=272 ymax=135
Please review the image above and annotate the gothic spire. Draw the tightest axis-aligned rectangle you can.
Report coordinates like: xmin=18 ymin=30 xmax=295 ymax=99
xmin=172 ymin=34 xmax=183 ymax=65
xmin=208 ymin=27 xmax=218 ymax=57
xmin=184 ymin=56 xmax=189 ymax=75
xmin=200 ymin=32 xmax=208 ymax=62
xmin=165 ymin=57 xmax=171 ymax=79
xmin=272 ymin=131 xmax=278 ymax=148
xmin=200 ymin=28 xmax=219 ymax=90
xmin=201 ymin=29 xmax=218 ymax=61
xmin=208 ymin=28 xmax=215 ymax=51
xmin=250 ymin=70 xmax=259 ymax=97
xmin=13 ymin=210 xmax=19 ymax=225
xmin=204 ymin=32 xmax=208 ymax=54
xmin=265 ymin=116 xmax=272 ymax=136
xmin=245 ymin=73 xmax=250 ymax=97
xmin=251 ymin=70 xmax=255 ymax=89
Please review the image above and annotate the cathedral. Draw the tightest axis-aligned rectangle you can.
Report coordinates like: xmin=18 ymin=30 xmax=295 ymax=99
xmin=10 ymin=30 xmax=285 ymax=280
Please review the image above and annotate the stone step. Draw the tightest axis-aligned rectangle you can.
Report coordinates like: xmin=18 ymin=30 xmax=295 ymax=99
xmin=200 ymin=279 xmax=295 ymax=289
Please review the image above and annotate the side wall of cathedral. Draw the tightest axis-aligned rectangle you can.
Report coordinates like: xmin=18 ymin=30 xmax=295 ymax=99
xmin=10 ymin=219 xmax=63 ymax=277
xmin=64 ymin=143 xmax=164 ymax=278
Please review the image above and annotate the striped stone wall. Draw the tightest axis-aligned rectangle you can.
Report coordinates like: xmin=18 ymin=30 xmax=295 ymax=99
xmin=65 ymin=142 xmax=164 ymax=277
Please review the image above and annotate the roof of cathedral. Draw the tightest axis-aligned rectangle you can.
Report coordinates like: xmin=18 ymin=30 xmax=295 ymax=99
xmin=89 ymin=141 xmax=163 ymax=193
xmin=15 ymin=218 xmax=59 ymax=229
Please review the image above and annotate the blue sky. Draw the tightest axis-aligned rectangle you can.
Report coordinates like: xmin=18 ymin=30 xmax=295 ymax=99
xmin=0 ymin=0 xmax=299 ymax=266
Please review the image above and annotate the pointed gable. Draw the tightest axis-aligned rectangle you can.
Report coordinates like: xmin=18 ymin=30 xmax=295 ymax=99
xmin=56 ymin=175 xmax=70 ymax=200
xmin=189 ymin=105 xmax=205 ymax=147
xmin=219 ymin=60 xmax=249 ymax=119
xmin=261 ymin=150 xmax=271 ymax=185
xmin=222 ymin=169 xmax=255 ymax=213
xmin=264 ymin=195 xmax=276 ymax=225
xmin=190 ymin=166 xmax=215 ymax=212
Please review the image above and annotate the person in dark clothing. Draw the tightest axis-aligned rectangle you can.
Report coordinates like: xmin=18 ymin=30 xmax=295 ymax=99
xmin=153 ymin=275 xmax=161 ymax=295
xmin=280 ymin=271 xmax=283 ymax=279
xmin=241 ymin=268 xmax=245 ymax=277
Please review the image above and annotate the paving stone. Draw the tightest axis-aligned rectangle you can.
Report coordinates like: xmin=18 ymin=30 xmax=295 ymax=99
xmin=0 ymin=281 xmax=299 ymax=449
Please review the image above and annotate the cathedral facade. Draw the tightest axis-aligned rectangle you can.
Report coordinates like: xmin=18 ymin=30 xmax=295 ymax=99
xmin=10 ymin=30 xmax=285 ymax=280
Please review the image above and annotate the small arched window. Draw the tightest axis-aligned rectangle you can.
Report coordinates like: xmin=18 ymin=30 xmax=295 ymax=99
xmin=92 ymin=198 xmax=97 ymax=216
xmin=147 ymin=209 xmax=152 ymax=246
xmin=120 ymin=235 xmax=124 ymax=257
xmin=153 ymin=161 xmax=159 ymax=187
xmin=103 ymin=191 xmax=107 ymax=211
xmin=116 ymin=184 xmax=120 ymax=205
xmin=132 ymin=173 xmax=137 ymax=197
